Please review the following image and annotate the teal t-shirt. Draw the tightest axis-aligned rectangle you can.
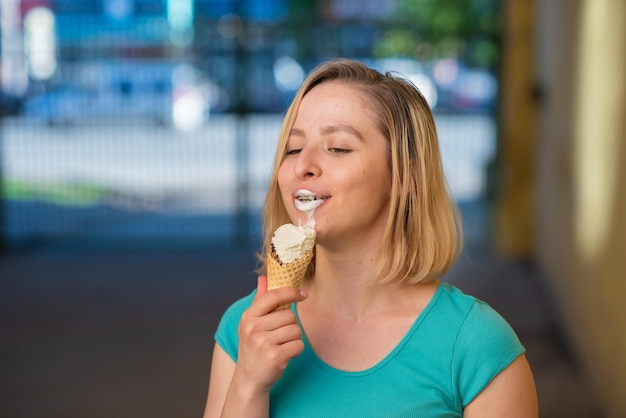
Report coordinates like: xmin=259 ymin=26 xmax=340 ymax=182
xmin=215 ymin=282 xmax=525 ymax=417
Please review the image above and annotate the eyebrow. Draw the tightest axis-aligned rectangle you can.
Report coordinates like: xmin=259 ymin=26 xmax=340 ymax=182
xmin=289 ymin=124 xmax=363 ymax=140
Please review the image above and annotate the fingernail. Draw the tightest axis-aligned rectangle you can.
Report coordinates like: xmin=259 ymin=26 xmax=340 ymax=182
xmin=299 ymin=289 xmax=308 ymax=298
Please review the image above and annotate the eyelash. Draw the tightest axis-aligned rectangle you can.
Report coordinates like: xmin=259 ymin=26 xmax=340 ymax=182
xmin=284 ymin=147 xmax=352 ymax=156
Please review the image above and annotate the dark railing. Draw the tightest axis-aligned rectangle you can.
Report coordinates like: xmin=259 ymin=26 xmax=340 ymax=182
xmin=0 ymin=5 xmax=498 ymax=254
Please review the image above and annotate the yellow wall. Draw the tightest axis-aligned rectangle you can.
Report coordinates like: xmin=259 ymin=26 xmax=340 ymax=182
xmin=499 ymin=1 xmax=626 ymax=416
xmin=494 ymin=0 xmax=535 ymax=257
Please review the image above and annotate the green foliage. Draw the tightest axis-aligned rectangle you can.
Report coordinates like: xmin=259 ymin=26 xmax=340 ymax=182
xmin=382 ymin=0 xmax=501 ymax=67
xmin=2 ymin=180 xmax=106 ymax=207
xmin=284 ymin=0 xmax=318 ymax=24
xmin=374 ymin=29 xmax=421 ymax=58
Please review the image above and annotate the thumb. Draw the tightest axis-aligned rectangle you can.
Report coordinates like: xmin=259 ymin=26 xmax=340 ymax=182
xmin=255 ymin=275 xmax=268 ymax=299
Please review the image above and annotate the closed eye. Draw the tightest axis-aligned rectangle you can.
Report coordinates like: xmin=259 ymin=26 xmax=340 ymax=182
xmin=285 ymin=148 xmax=302 ymax=156
xmin=329 ymin=148 xmax=351 ymax=154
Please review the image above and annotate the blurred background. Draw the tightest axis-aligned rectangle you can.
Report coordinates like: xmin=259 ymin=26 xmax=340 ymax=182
xmin=0 ymin=0 xmax=624 ymax=417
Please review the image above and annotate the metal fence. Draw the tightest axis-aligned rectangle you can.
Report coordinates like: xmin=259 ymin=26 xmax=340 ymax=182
xmin=0 ymin=1 xmax=499 ymax=253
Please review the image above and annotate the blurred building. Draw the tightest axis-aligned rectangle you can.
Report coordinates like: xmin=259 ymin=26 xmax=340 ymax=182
xmin=496 ymin=1 xmax=626 ymax=416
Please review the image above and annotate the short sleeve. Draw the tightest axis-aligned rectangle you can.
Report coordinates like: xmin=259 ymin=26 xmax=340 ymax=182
xmin=214 ymin=291 xmax=256 ymax=362
xmin=452 ymin=300 xmax=525 ymax=407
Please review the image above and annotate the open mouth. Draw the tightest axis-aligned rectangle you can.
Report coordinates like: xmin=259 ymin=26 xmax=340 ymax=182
xmin=294 ymin=190 xmax=326 ymax=211
xmin=296 ymin=195 xmax=321 ymax=202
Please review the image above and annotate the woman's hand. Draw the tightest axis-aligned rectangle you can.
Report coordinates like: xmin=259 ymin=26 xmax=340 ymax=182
xmin=232 ymin=276 xmax=308 ymax=396
xmin=205 ymin=278 xmax=308 ymax=418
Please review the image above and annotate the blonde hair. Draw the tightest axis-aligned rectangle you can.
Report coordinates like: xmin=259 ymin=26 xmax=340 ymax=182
xmin=258 ymin=58 xmax=463 ymax=284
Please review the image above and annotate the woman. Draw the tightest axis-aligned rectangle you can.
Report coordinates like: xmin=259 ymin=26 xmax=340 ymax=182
xmin=204 ymin=58 xmax=538 ymax=417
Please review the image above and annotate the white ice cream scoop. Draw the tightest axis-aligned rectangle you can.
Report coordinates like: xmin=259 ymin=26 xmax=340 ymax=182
xmin=271 ymin=223 xmax=316 ymax=264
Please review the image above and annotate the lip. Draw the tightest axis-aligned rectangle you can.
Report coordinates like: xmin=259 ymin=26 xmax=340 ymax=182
xmin=293 ymin=189 xmax=329 ymax=211
xmin=294 ymin=188 xmax=330 ymax=201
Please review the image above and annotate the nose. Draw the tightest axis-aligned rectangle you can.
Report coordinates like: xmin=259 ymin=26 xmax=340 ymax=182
xmin=293 ymin=145 xmax=321 ymax=179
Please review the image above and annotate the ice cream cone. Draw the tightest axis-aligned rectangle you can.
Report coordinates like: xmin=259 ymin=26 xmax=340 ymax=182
xmin=266 ymin=247 xmax=313 ymax=310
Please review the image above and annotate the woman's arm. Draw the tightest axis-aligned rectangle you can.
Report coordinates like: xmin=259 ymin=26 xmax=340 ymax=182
xmin=203 ymin=276 xmax=307 ymax=418
xmin=203 ymin=344 xmax=236 ymax=418
xmin=203 ymin=342 xmax=275 ymax=418
xmin=464 ymin=354 xmax=538 ymax=418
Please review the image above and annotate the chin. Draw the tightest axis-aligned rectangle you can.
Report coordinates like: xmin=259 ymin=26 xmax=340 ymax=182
xmin=295 ymin=214 xmax=311 ymax=227
xmin=283 ymin=210 xmax=303 ymax=226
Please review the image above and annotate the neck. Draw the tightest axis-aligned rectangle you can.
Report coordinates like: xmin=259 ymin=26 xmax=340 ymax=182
xmin=304 ymin=245 xmax=404 ymax=320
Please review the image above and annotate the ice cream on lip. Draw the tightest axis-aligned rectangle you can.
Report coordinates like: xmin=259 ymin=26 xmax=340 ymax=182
xmin=294 ymin=189 xmax=325 ymax=227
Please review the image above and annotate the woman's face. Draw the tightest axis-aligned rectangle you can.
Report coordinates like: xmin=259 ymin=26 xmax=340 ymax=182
xmin=277 ymin=81 xmax=392 ymax=248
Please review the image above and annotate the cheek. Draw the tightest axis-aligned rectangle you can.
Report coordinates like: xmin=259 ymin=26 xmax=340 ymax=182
xmin=337 ymin=165 xmax=388 ymax=193
xmin=359 ymin=167 xmax=392 ymax=202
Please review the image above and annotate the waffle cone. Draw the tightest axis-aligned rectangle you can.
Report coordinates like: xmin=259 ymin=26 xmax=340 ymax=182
xmin=266 ymin=249 xmax=313 ymax=310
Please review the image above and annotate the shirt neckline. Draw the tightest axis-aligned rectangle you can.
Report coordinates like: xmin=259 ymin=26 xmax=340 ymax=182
xmin=293 ymin=282 xmax=444 ymax=376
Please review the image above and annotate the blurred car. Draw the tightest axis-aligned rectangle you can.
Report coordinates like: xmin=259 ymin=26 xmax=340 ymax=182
xmin=201 ymin=54 xmax=305 ymax=114
xmin=432 ymin=58 xmax=498 ymax=113
xmin=22 ymin=61 xmax=219 ymax=130
xmin=24 ymin=85 xmax=134 ymax=125
xmin=371 ymin=58 xmax=439 ymax=109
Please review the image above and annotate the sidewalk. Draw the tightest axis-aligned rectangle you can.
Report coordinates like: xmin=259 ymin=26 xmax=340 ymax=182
xmin=0 ymin=249 xmax=602 ymax=417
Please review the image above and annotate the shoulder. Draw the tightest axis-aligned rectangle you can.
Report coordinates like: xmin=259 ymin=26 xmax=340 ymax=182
xmin=443 ymin=283 xmax=523 ymax=355
xmin=221 ymin=290 xmax=256 ymax=320
xmin=437 ymin=283 xmax=525 ymax=407
xmin=214 ymin=290 xmax=256 ymax=361
xmin=435 ymin=282 xmax=481 ymax=314
xmin=436 ymin=283 xmax=520 ymax=340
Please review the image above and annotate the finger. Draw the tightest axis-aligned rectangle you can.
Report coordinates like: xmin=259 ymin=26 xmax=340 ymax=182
xmin=249 ymin=280 xmax=307 ymax=315
xmin=254 ymin=275 xmax=268 ymax=300
xmin=257 ymin=306 xmax=299 ymax=330
xmin=267 ymin=323 xmax=302 ymax=345
xmin=280 ymin=339 xmax=306 ymax=360
xmin=264 ymin=287 xmax=308 ymax=313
